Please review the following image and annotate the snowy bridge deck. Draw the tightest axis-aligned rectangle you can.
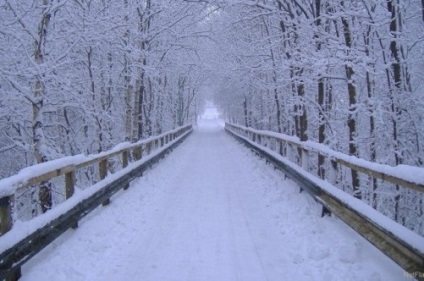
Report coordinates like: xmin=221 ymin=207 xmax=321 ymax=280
xmin=13 ymin=120 xmax=408 ymax=280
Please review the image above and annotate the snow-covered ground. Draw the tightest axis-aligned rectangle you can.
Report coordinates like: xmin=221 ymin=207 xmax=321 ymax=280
xmin=21 ymin=117 xmax=405 ymax=281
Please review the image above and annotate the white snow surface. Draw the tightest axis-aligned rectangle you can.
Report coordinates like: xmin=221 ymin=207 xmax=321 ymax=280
xmin=21 ymin=119 xmax=405 ymax=281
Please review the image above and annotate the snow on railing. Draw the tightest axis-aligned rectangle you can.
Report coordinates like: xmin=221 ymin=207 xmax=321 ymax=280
xmin=225 ymin=123 xmax=424 ymax=193
xmin=0 ymin=124 xmax=193 ymax=236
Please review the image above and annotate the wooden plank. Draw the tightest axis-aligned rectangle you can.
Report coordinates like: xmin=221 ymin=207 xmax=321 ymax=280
xmin=335 ymin=158 xmax=424 ymax=193
xmin=75 ymin=156 xmax=108 ymax=169
xmin=26 ymin=165 xmax=75 ymax=187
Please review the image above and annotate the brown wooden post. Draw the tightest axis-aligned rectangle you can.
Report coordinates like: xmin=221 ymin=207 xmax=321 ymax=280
xmin=99 ymin=159 xmax=108 ymax=180
xmin=0 ymin=195 xmax=14 ymax=235
xmin=122 ymin=150 xmax=129 ymax=190
xmin=99 ymin=159 xmax=110 ymax=206
xmin=0 ymin=195 xmax=21 ymax=281
xmin=122 ymin=150 xmax=129 ymax=168
xmin=296 ymin=147 xmax=303 ymax=166
xmin=279 ymin=140 xmax=284 ymax=156
xmin=147 ymin=142 xmax=152 ymax=155
xmin=0 ymin=195 xmax=22 ymax=281
xmin=287 ymin=143 xmax=293 ymax=161
xmin=329 ymin=159 xmax=338 ymax=185
xmin=301 ymin=149 xmax=309 ymax=171
xmin=5 ymin=268 xmax=21 ymax=281
xmin=65 ymin=170 xmax=78 ymax=229
xmin=134 ymin=146 xmax=142 ymax=161
xmin=65 ymin=170 xmax=75 ymax=199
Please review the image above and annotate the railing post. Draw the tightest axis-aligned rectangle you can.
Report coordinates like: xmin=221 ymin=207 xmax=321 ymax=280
xmin=287 ymin=143 xmax=292 ymax=160
xmin=328 ymin=159 xmax=338 ymax=185
xmin=301 ymin=149 xmax=309 ymax=171
xmin=65 ymin=170 xmax=78 ymax=229
xmin=279 ymin=140 xmax=285 ymax=156
xmin=147 ymin=142 xmax=152 ymax=155
xmin=0 ymin=195 xmax=14 ymax=235
xmin=134 ymin=146 xmax=142 ymax=161
xmin=122 ymin=151 xmax=129 ymax=190
xmin=0 ymin=195 xmax=23 ymax=279
xmin=318 ymin=153 xmax=325 ymax=180
xmin=296 ymin=147 xmax=302 ymax=166
xmin=65 ymin=170 xmax=75 ymax=199
xmin=99 ymin=159 xmax=110 ymax=206
xmin=122 ymin=151 xmax=129 ymax=168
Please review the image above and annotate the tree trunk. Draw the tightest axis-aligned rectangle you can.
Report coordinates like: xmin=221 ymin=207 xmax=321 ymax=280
xmin=243 ymin=98 xmax=248 ymax=127
xmin=125 ymin=84 xmax=133 ymax=142
xmin=132 ymin=79 xmax=141 ymax=142
xmin=315 ymin=0 xmax=325 ymax=178
xmin=33 ymin=0 xmax=52 ymax=213
xmin=340 ymin=7 xmax=361 ymax=199
xmin=364 ymin=23 xmax=379 ymax=208
xmin=388 ymin=0 xmax=403 ymax=222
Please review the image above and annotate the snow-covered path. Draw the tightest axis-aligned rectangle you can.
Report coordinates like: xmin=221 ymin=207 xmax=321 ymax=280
xmin=22 ymin=119 xmax=404 ymax=281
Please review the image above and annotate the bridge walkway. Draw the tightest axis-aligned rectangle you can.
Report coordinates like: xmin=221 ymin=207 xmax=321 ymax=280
xmin=21 ymin=119 xmax=403 ymax=281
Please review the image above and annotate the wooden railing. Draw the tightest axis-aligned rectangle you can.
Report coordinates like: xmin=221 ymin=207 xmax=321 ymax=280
xmin=0 ymin=124 xmax=192 ymax=281
xmin=225 ymin=123 xmax=424 ymax=280
xmin=225 ymin=123 xmax=424 ymax=193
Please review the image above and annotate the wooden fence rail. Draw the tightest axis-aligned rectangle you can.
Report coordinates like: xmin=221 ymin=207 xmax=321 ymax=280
xmin=225 ymin=123 xmax=424 ymax=193
xmin=0 ymin=124 xmax=192 ymax=281
xmin=225 ymin=123 xmax=424 ymax=280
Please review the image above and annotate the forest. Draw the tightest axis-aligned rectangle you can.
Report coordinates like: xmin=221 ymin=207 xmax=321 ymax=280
xmin=1 ymin=0 xmax=423 ymax=235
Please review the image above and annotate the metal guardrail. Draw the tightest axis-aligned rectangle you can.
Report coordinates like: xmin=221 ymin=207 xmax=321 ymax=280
xmin=225 ymin=123 xmax=424 ymax=280
xmin=0 ymin=125 xmax=192 ymax=281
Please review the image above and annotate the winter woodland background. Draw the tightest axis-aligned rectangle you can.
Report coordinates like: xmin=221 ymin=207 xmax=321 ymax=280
xmin=1 ymin=1 xmax=424 ymax=235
